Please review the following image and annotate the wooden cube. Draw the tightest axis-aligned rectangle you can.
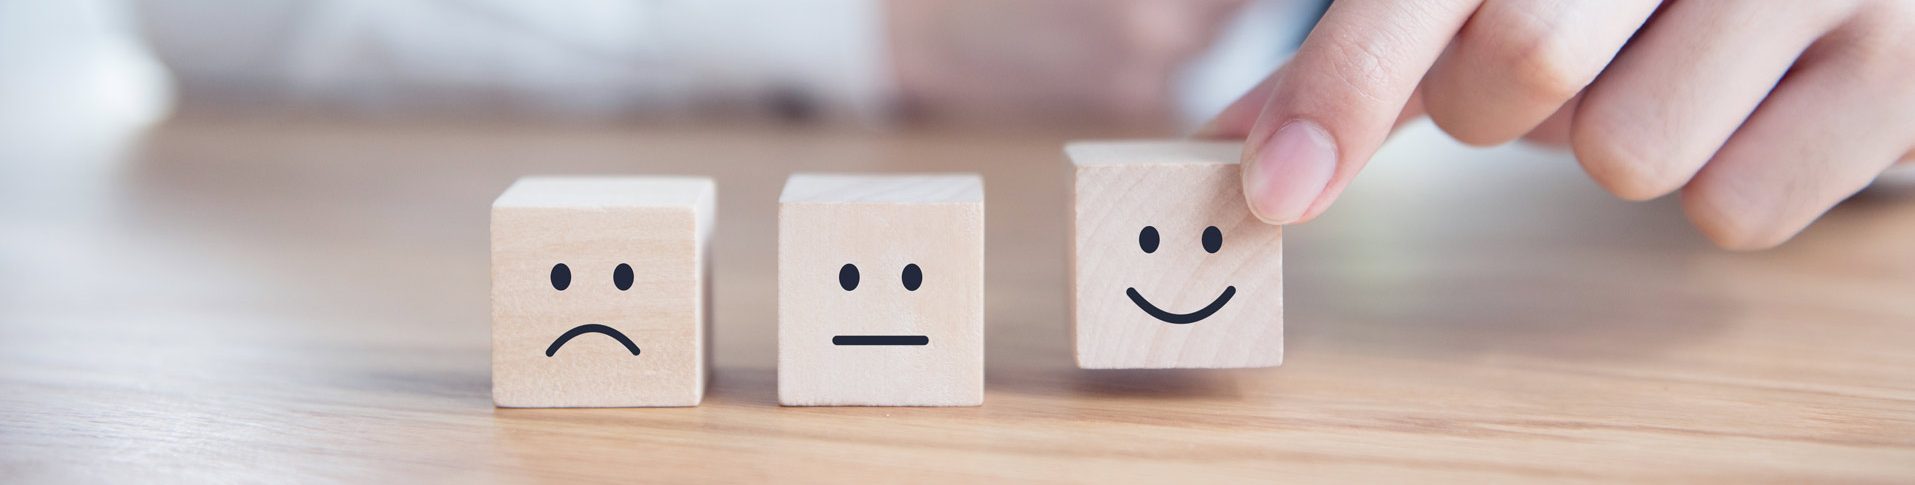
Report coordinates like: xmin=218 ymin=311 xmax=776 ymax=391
xmin=1067 ymin=140 xmax=1284 ymax=369
xmin=778 ymin=174 xmax=985 ymax=406
xmin=491 ymin=176 xmax=714 ymax=407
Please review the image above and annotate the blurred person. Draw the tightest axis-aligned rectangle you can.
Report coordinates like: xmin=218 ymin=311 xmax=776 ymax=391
xmin=124 ymin=0 xmax=1915 ymax=249
xmin=133 ymin=0 xmax=1294 ymax=124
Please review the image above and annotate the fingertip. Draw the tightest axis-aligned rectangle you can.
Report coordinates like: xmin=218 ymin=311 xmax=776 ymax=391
xmin=1241 ymin=119 xmax=1338 ymax=225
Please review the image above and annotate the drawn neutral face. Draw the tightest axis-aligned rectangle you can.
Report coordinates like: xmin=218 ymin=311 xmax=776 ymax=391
xmin=1124 ymin=225 xmax=1235 ymax=324
xmin=778 ymin=192 xmax=984 ymax=406
xmin=784 ymin=228 xmax=970 ymax=356
xmin=828 ymin=262 xmax=933 ymax=345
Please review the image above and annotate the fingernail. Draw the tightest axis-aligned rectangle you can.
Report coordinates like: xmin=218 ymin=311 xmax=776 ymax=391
xmin=1243 ymin=120 xmax=1337 ymax=224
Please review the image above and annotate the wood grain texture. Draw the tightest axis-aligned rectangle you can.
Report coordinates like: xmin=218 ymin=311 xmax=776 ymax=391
xmin=778 ymin=173 xmax=985 ymax=406
xmin=491 ymin=176 xmax=714 ymax=407
xmin=2 ymin=115 xmax=1913 ymax=482
xmin=1069 ymin=140 xmax=1284 ymax=369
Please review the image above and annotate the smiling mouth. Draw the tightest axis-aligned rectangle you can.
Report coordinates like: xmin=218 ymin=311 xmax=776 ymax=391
xmin=546 ymin=323 xmax=642 ymax=357
xmin=1126 ymin=286 xmax=1237 ymax=324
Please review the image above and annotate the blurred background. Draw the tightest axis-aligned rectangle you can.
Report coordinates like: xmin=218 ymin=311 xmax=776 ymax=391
xmin=2 ymin=0 xmax=1331 ymax=132
xmin=1 ymin=0 xmax=1349 ymax=407
xmin=0 ymin=0 xmax=1320 ymax=354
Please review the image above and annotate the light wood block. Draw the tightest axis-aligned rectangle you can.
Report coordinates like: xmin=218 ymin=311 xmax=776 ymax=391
xmin=1068 ymin=140 xmax=1283 ymax=369
xmin=491 ymin=176 xmax=714 ymax=407
xmin=778 ymin=173 xmax=985 ymax=406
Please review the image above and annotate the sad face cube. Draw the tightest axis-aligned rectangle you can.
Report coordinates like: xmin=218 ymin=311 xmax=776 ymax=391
xmin=778 ymin=174 xmax=985 ymax=406
xmin=491 ymin=176 xmax=714 ymax=407
xmin=1068 ymin=141 xmax=1284 ymax=369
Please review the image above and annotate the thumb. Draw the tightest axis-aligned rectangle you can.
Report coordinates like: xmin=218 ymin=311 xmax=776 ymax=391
xmin=1236 ymin=0 xmax=1477 ymax=224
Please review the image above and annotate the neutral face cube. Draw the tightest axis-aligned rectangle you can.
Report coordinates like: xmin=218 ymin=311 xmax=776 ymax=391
xmin=778 ymin=174 xmax=985 ymax=406
xmin=491 ymin=176 xmax=714 ymax=407
xmin=1068 ymin=141 xmax=1283 ymax=369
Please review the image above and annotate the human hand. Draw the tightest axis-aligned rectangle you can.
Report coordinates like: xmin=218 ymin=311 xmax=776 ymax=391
xmin=1202 ymin=0 xmax=1915 ymax=249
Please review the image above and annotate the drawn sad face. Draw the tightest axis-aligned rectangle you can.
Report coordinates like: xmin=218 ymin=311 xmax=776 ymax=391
xmin=491 ymin=207 xmax=704 ymax=407
xmin=540 ymin=262 xmax=645 ymax=357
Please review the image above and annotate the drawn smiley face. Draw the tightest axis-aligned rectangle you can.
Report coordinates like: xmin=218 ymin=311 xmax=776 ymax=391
xmin=1067 ymin=140 xmax=1283 ymax=369
xmin=1124 ymin=225 xmax=1235 ymax=324
xmin=540 ymin=262 xmax=644 ymax=357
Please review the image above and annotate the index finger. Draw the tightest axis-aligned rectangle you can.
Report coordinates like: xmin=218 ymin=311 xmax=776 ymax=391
xmin=1227 ymin=0 xmax=1479 ymax=224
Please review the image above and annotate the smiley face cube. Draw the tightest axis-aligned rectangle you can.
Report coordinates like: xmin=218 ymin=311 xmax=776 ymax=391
xmin=1068 ymin=141 xmax=1283 ymax=369
xmin=491 ymin=176 xmax=714 ymax=407
xmin=778 ymin=173 xmax=985 ymax=406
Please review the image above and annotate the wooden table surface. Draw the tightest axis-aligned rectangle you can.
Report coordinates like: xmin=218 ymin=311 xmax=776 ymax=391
xmin=3 ymin=115 xmax=1912 ymax=483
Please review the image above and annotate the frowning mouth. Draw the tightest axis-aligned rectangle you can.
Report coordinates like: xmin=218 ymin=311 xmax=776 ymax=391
xmin=1126 ymin=286 xmax=1236 ymax=324
xmin=546 ymin=324 xmax=642 ymax=357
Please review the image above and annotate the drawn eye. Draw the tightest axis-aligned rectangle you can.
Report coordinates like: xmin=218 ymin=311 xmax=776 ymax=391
xmin=613 ymin=263 xmax=634 ymax=291
xmin=839 ymin=264 xmax=860 ymax=291
xmin=902 ymin=264 xmax=923 ymax=291
xmin=550 ymin=263 xmax=572 ymax=291
xmin=1139 ymin=226 xmax=1160 ymax=253
xmin=1202 ymin=226 xmax=1222 ymax=253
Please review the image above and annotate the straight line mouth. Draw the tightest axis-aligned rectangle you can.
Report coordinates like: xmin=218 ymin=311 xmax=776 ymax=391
xmin=832 ymin=335 xmax=930 ymax=346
